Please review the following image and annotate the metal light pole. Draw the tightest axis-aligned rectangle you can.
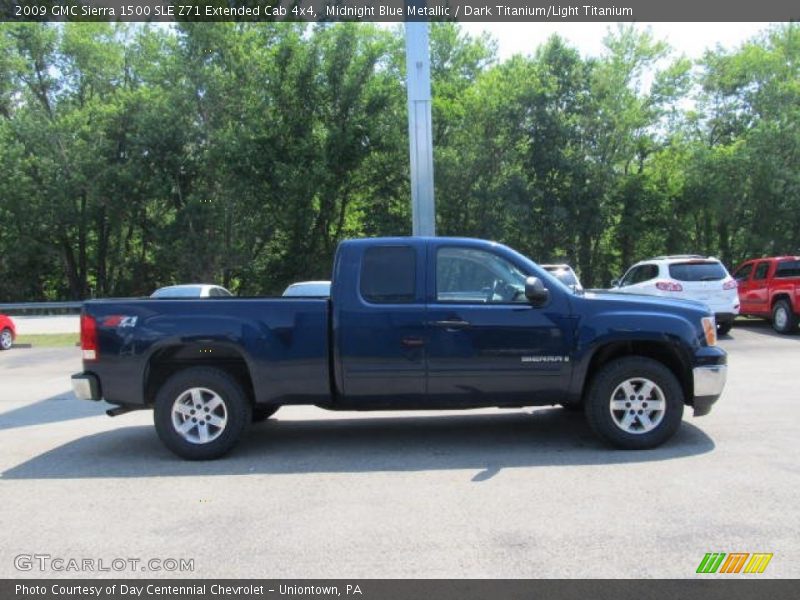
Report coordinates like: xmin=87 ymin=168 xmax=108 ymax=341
xmin=405 ymin=14 xmax=436 ymax=237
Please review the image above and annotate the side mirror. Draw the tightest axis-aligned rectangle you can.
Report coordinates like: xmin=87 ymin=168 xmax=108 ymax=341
xmin=610 ymin=278 xmax=620 ymax=288
xmin=525 ymin=276 xmax=550 ymax=306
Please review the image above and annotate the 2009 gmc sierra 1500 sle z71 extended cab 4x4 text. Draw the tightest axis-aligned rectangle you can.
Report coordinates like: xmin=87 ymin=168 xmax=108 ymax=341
xmin=72 ymin=237 xmax=727 ymax=460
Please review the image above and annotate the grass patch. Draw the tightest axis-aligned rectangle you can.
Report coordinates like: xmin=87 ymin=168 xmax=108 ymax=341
xmin=14 ymin=333 xmax=79 ymax=348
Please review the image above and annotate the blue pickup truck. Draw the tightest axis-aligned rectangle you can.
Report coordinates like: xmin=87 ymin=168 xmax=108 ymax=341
xmin=72 ymin=237 xmax=727 ymax=459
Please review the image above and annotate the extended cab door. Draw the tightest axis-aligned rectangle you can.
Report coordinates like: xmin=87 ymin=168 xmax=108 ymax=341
xmin=424 ymin=242 xmax=574 ymax=406
xmin=333 ymin=242 xmax=427 ymax=405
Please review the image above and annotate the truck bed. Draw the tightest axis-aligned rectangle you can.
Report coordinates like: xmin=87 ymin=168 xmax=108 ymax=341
xmin=83 ymin=297 xmax=331 ymax=408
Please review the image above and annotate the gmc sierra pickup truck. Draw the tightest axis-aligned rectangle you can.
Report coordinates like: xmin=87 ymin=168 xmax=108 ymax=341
xmin=72 ymin=237 xmax=727 ymax=460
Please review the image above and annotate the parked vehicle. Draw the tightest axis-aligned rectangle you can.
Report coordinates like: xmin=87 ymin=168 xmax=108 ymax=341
xmin=72 ymin=237 xmax=727 ymax=460
xmin=540 ymin=264 xmax=583 ymax=293
xmin=0 ymin=314 xmax=16 ymax=350
xmin=732 ymin=256 xmax=800 ymax=334
xmin=151 ymin=284 xmax=232 ymax=298
xmin=282 ymin=281 xmax=331 ymax=297
xmin=611 ymin=256 xmax=739 ymax=335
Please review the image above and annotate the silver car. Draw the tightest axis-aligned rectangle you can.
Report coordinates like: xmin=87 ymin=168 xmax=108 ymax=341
xmin=282 ymin=281 xmax=331 ymax=297
xmin=151 ymin=284 xmax=232 ymax=298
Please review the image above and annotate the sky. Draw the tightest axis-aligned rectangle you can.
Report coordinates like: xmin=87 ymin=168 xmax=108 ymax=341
xmin=459 ymin=22 xmax=775 ymax=60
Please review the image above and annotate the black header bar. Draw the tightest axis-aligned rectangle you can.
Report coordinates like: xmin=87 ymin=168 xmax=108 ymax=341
xmin=2 ymin=0 xmax=799 ymax=22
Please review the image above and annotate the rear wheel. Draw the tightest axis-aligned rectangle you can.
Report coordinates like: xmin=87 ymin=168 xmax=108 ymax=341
xmin=154 ymin=367 xmax=251 ymax=460
xmin=0 ymin=328 xmax=12 ymax=350
xmin=772 ymin=300 xmax=798 ymax=334
xmin=717 ymin=321 xmax=733 ymax=336
xmin=585 ymin=357 xmax=684 ymax=450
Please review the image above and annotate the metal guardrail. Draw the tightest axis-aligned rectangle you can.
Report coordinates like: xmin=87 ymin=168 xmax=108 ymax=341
xmin=0 ymin=301 xmax=83 ymax=315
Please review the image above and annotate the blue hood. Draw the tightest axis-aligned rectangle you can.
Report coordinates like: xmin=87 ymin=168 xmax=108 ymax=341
xmin=579 ymin=289 xmax=712 ymax=319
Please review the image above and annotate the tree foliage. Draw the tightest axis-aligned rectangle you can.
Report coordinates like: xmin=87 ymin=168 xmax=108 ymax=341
xmin=0 ymin=22 xmax=798 ymax=300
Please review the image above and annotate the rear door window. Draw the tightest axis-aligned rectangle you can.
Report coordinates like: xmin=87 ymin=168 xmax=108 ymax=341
xmin=620 ymin=264 xmax=658 ymax=286
xmin=668 ymin=261 xmax=726 ymax=281
xmin=360 ymin=246 xmax=416 ymax=304
xmin=635 ymin=264 xmax=659 ymax=283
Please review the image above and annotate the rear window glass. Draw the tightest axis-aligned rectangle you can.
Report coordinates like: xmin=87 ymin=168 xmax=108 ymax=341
xmin=668 ymin=262 xmax=727 ymax=281
xmin=361 ymin=246 xmax=416 ymax=304
xmin=775 ymin=260 xmax=800 ymax=278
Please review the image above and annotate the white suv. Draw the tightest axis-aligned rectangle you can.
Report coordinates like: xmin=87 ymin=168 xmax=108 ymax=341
xmin=612 ymin=255 xmax=740 ymax=335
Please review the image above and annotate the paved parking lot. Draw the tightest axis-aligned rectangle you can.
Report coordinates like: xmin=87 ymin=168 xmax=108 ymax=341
xmin=0 ymin=320 xmax=797 ymax=579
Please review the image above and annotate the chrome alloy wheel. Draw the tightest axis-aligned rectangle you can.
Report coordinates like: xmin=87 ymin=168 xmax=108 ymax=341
xmin=609 ymin=377 xmax=666 ymax=435
xmin=0 ymin=329 xmax=12 ymax=350
xmin=171 ymin=387 xmax=228 ymax=445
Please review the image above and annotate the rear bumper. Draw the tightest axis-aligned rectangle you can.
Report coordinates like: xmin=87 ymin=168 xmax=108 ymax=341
xmin=692 ymin=364 xmax=727 ymax=416
xmin=714 ymin=312 xmax=737 ymax=324
xmin=71 ymin=372 xmax=102 ymax=401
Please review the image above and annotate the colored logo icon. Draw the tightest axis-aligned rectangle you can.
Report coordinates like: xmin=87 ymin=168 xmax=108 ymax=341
xmin=696 ymin=552 xmax=773 ymax=574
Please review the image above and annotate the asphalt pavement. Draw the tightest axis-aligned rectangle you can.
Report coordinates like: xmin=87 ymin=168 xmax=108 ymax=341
xmin=0 ymin=320 xmax=797 ymax=578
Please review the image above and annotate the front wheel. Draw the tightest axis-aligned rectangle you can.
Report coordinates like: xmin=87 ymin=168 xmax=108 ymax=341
xmin=0 ymin=328 xmax=13 ymax=350
xmin=772 ymin=300 xmax=798 ymax=334
xmin=717 ymin=321 xmax=733 ymax=336
xmin=153 ymin=367 xmax=252 ymax=460
xmin=585 ymin=357 xmax=684 ymax=450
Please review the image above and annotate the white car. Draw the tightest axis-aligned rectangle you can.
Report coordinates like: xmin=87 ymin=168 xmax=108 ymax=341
xmin=282 ymin=281 xmax=331 ymax=297
xmin=151 ymin=284 xmax=233 ymax=298
xmin=540 ymin=264 xmax=584 ymax=293
xmin=612 ymin=255 xmax=739 ymax=335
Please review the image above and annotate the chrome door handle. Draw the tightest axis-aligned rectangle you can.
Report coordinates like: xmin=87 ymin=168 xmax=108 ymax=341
xmin=431 ymin=319 xmax=470 ymax=329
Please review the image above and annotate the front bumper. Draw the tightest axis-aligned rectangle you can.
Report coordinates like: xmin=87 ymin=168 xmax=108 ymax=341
xmin=71 ymin=372 xmax=102 ymax=401
xmin=692 ymin=364 xmax=727 ymax=416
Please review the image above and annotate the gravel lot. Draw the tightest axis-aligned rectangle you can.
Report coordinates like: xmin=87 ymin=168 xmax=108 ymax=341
xmin=0 ymin=320 xmax=797 ymax=579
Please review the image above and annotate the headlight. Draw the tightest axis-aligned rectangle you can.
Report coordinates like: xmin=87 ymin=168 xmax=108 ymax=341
xmin=702 ymin=316 xmax=717 ymax=346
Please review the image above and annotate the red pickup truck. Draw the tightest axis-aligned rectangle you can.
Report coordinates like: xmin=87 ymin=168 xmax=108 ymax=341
xmin=732 ymin=257 xmax=800 ymax=333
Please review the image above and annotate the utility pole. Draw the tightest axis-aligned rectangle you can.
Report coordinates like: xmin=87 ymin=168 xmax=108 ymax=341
xmin=405 ymin=11 xmax=436 ymax=236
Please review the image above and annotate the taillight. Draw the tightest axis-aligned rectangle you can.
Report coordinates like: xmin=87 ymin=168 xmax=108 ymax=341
xmin=655 ymin=281 xmax=683 ymax=292
xmin=723 ymin=280 xmax=737 ymax=290
xmin=80 ymin=314 xmax=98 ymax=361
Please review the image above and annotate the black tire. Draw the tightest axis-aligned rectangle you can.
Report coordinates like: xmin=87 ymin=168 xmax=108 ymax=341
xmin=0 ymin=328 xmax=13 ymax=351
xmin=153 ymin=367 xmax=252 ymax=460
xmin=252 ymin=405 xmax=279 ymax=423
xmin=584 ymin=357 xmax=684 ymax=450
xmin=717 ymin=321 xmax=733 ymax=336
xmin=772 ymin=300 xmax=798 ymax=334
